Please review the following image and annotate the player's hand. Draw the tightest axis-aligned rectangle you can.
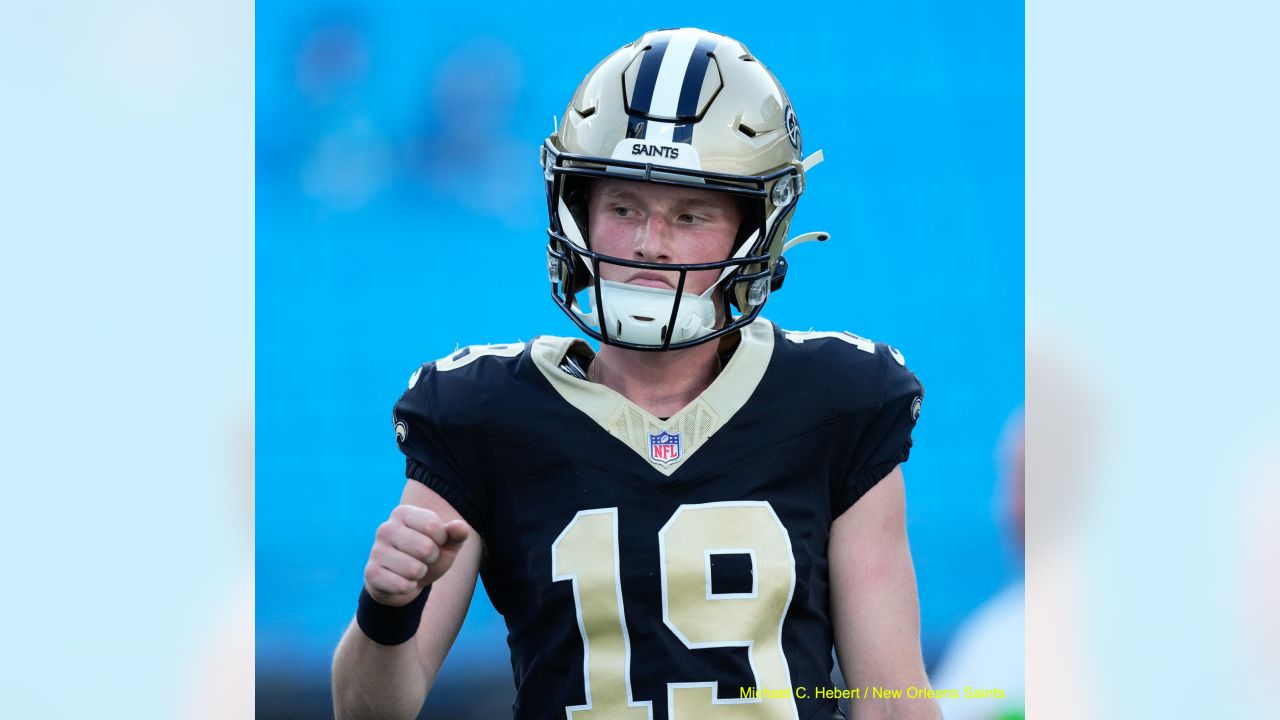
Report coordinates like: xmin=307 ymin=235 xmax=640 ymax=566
xmin=364 ymin=505 xmax=471 ymax=607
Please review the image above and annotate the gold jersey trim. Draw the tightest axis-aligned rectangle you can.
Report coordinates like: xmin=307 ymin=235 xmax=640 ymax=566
xmin=530 ymin=318 xmax=775 ymax=476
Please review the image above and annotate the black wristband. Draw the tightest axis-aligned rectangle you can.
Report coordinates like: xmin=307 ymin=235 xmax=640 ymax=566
xmin=356 ymin=585 xmax=431 ymax=646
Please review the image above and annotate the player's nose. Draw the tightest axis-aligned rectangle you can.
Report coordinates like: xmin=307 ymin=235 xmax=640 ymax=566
xmin=634 ymin=217 xmax=673 ymax=262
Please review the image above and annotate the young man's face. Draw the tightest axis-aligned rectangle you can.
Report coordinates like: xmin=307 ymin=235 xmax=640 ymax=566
xmin=586 ymin=178 xmax=743 ymax=296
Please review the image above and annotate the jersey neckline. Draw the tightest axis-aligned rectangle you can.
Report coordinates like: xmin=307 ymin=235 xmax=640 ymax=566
xmin=529 ymin=317 xmax=775 ymax=476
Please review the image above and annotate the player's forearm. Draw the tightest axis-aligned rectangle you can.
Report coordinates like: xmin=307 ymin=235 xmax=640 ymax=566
xmin=845 ymin=682 xmax=941 ymax=720
xmin=883 ymin=692 xmax=941 ymax=720
xmin=840 ymin=661 xmax=941 ymax=720
xmin=895 ymin=694 xmax=942 ymax=720
xmin=857 ymin=702 xmax=942 ymax=720
xmin=332 ymin=621 xmax=429 ymax=720
xmin=878 ymin=686 xmax=942 ymax=720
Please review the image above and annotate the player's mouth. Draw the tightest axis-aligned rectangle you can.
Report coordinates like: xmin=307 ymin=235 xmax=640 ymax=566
xmin=625 ymin=272 xmax=676 ymax=289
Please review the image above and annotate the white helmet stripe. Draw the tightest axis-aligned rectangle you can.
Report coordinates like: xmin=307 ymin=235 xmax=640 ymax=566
xmin=646 ymin=122 xmax=676 ymax=143
xmin=648 ymin=29 xmax=705 ymax=120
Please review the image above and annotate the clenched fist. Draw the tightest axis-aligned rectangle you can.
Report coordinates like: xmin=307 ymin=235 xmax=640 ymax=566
xmin=364 ymin=504 xmax=471 ymax=607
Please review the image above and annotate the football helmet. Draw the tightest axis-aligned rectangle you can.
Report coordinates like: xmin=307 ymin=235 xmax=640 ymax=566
xmin=542 ymin=27 xmax=827 ymax=351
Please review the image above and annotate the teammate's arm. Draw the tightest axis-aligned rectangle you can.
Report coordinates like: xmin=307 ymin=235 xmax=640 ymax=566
xmin=830 ymin=465 xmax=941 ymax=720
xmin=332 ymin=480 xmax=482 ymax=720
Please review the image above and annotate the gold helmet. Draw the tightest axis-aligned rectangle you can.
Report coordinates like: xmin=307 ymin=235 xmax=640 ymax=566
xmin=542 ymin=27 xmax=826 ymax=351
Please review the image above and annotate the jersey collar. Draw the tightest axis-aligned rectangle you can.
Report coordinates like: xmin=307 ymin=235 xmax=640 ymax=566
xmin=531 ymin=317 xmax=775 ymax=476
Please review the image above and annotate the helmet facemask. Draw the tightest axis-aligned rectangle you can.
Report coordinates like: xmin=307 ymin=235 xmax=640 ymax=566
xmin=544 ymin=142 xmax=800 ymax=351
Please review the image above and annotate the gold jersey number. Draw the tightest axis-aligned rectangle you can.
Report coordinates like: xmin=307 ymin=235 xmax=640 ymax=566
xmin=552 ymin=502 xmax=799 ymax=719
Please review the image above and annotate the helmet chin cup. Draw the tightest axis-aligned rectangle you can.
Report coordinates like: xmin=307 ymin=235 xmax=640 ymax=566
xmin=589 ymin=280 xmax=717 ymax=347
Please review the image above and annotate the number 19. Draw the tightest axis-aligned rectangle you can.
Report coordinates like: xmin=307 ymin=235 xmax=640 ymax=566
xmin=552 ymin=502 xmax=799 ymax=719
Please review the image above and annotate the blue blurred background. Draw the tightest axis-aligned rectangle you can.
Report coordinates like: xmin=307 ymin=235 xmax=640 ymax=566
xmin=257 ymin=2 xmax=1022 ymax=716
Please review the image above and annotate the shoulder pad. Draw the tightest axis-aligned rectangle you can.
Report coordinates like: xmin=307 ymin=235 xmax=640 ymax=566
xmin=399 ymin=341 xmax=530 ymax=430
xmin=432 ymin=342 xmax=527 ymax=373
xmin=780 ymin=328 xmax=878 ymax=356
xmin=777 ymin=327 xmax=921 ymax=415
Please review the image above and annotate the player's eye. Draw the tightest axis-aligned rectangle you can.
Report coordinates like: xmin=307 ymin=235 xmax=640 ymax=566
xmin=612 ymin=206 xmax=635 ymax=218
xmin=677 ymin=213 xmax=702 ymax=224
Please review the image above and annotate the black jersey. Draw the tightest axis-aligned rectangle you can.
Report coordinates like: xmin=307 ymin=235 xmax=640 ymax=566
xmin=392 ymin=318 xmax=923 ymax=720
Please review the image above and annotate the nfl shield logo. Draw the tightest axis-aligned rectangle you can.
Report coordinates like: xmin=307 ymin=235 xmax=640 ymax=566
xmin=649 ymin=430 xmax=682 ymax=467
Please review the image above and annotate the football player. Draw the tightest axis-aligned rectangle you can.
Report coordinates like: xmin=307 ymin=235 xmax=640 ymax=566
xmin=333 ymin=28 xmax=940 ymax=720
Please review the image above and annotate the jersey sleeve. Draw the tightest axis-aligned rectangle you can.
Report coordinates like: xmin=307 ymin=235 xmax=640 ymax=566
xmin=834 ymin=343 xmax=924 ymax=516
xmin=391 ymin=363 xmax=489 ymax=536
